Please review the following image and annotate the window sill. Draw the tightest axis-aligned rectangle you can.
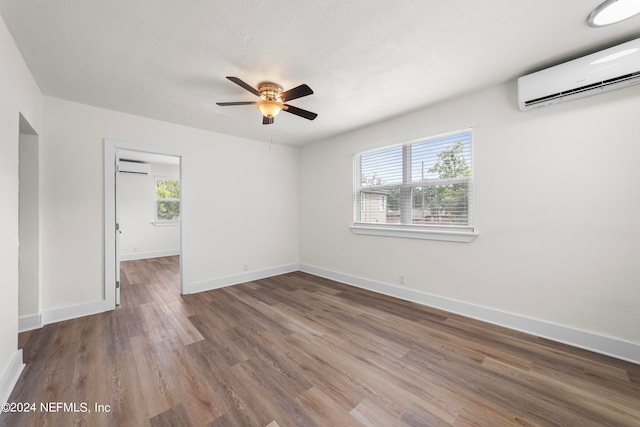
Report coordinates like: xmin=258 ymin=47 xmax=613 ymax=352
xmin=152 ymin=221 xmax=180 ymax=227
xmin=351 ymin=224 xmax=478 ymax=243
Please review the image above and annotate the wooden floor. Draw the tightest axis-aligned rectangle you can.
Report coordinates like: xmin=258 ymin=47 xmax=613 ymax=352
xmin=3 ymin=256 xmax=640 ymax=426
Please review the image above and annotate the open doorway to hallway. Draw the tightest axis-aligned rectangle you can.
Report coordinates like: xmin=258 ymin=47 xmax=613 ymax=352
xmin=18 ymin=114 xmax=40 ymax=332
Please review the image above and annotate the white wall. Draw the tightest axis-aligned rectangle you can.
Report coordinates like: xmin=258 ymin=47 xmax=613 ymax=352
xmin=41 ymin=96 xmax=299 ymax=312
xmin=0 ymin=15 xmax=43 ymax=402
xmin=118 ymin=162 xmax=181 ymax=260
xmin=299 ymin=82 xmax=640 ymax=352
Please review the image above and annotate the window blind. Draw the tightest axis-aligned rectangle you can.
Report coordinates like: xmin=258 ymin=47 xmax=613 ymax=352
xmin=354 ymin=129 xmax=473 ymax=230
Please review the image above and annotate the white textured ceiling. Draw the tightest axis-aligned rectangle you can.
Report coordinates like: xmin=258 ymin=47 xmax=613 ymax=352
xmin=1 ymin=1 xmax=639 ymax=146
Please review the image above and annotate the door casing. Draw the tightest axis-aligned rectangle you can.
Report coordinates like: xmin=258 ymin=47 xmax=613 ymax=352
xmin=104 ymin=138 xmax=189 ymax=309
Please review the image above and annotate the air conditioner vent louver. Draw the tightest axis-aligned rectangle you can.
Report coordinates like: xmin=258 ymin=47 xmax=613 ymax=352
xmin=524 ymin=71 xmax=640 ymax=108
xmin=518 ymin=38 xmax=640 ymax=111
xmin=119 ymin=160 xmax=150 ymax=175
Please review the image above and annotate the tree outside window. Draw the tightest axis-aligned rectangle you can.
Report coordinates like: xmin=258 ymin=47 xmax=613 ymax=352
xmin=155 ymin=177 xmax=180 ymax=222
xmin=355 ymin=129 xmax=473 ymax=230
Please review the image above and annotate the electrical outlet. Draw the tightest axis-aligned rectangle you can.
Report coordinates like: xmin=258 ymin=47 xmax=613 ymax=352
xmin=399 ymin=274 xmax=406 ymax=285
xmin=243 ymin=263 xmax=249 ymax=271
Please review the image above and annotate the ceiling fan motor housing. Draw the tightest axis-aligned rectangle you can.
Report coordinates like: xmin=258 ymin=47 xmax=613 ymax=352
xmin=258 ymin=82 xmax=283 ymax=101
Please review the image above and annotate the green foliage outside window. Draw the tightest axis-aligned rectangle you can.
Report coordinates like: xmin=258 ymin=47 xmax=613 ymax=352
xmin=156 ymin=178 xmax=180 ymax=221
xmin=418 ymin=141 xmax=470 ymax=224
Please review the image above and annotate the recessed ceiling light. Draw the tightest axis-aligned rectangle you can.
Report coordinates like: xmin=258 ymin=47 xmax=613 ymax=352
xmin=588 ymin=0 xmax=640 ymax=27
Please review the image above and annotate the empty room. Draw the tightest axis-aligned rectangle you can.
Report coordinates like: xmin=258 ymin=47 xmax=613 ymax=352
xmin=1 ymin=1 xmax=639 ymax=426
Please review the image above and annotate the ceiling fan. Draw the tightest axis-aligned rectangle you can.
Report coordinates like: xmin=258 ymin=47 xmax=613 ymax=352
xmin=217 ymin=76 xmax=318 ymax=125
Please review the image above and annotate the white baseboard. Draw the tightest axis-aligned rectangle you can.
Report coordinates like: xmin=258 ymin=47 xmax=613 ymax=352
xmin=21 ymin=263 xmax=639 ymax=365
xmin=299 ymin=264 xmax=640 ymax=365
xmin=18 ymin=313 xmax=42 ymax=332
xmin=26 ymin=262 xmax=296 ymax=326
xmin=41 ymin=300 xmax=111 ymax=326
xmin=120 ymin=249 xmax=180 ymax=261
xmin=0 ymin=349 xmax=24 ymax=404
xmin=186 ymin=264 xmax=299 ymax=294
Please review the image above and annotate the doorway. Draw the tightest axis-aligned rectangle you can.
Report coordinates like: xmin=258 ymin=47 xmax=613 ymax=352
xmin=18 ymin=114 xmax=40 ymax=331
xmin=117 ymin=151 xmax=181 ymax=304
xmin=104 ymin=139 xmax=190 ymax=309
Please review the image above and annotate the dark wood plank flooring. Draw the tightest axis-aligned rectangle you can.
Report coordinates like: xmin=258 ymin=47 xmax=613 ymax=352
xmin=2 ymin=256 xmax=640 ymax=426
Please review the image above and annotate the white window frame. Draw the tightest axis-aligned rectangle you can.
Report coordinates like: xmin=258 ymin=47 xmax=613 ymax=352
xmin=154 ymin=176 xmax=181 ymax=225
xmin=352 ymin=129 xmax=478 ymax=242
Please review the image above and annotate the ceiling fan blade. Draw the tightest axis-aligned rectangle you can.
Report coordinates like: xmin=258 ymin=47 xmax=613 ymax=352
xmin=226 ymin=76 xmax=261 ymax=97
xmin=263 ymin=116 xmax=274 ymax=125
xmin=281 ymin=84 xmax=313 ymax=102
xmin=283 ymin=104 xmax=318 ymax=120
xmin=216 ymin=101 xmax=256 ymax=106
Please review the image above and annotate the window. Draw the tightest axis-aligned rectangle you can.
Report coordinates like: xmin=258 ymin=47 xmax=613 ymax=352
xmin=353 ymin=129 xmax=476 ymax=242
xmin=155 ymin=177 xmax=180 ymax=223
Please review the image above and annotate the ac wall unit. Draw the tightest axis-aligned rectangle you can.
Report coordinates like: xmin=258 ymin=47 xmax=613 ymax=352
xmin=119 ymin=160 xmax=150 ymax=175
xmin=518 ymin=38 xmax=640 ymax=111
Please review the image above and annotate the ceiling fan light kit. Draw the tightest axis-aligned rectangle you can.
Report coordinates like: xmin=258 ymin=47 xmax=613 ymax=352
xmin=256 ymin=99 xmax=282 ymax=117
xmin=217 ymin=76 xmax=317 ymax=125
xmin=256 ymin=82 xmax=284 ymax=118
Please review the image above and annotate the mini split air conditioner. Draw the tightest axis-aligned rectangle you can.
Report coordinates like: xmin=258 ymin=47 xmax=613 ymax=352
xmin=518 ymin=38 xmax=640 ymax=111
xmin=119 ymin=160 xmax=150 ymax=175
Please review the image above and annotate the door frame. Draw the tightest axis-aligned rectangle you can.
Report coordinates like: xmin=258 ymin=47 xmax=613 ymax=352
xmin=104 ymin=138 xmax=190 ymax=309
